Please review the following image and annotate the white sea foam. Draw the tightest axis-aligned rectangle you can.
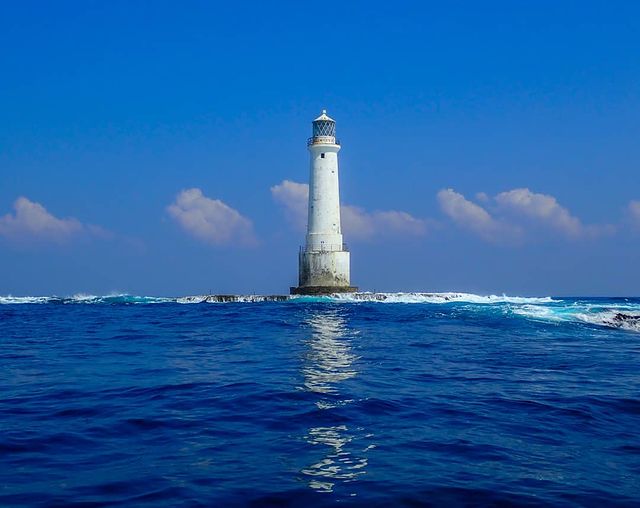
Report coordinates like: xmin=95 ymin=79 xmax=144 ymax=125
xmin=2 ymin=292 xmax=638 ymax=333
xmin=510 ymin=304 xmax=565 ymax=321
xmin=0 ymin=292 xmax=556 ymax=305
xmin=573 ymin=311 xmax=640 ymax=333
xmin=0 ymin=296 xmax=54 ymax=304
xmin=177 ymin=294 xmax=289 ymax=304
xmin=0 ymin=294 xmax=174 ymax=305
xmin=175 ymin=292 xmax=558 ymax=306
xmin=326 ymin=292 xmax=557 ymax=305
xmin=509 ymin=302 xmax=640 ymax=333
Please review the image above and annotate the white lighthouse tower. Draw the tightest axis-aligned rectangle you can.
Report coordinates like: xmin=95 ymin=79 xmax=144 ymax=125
xmin=291 ymin=110 xmax=357 ymax=295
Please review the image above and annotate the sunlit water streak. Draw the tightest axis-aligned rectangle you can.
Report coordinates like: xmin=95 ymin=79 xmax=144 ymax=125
xmin=299 ymin=311 xmax=369 ymax=493
xmin=0 ymin=295 xmax=639 ymax=506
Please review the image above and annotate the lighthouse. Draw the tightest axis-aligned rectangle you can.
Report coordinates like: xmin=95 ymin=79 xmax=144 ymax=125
xmin=291 ymin=111 xmax=358 ymax=295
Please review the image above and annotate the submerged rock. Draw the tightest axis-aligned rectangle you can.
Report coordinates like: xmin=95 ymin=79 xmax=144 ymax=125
xmin=178 ymin=294 xmax=289 ymax=303
xmin=605 ymin=313 xmax=640 ymax=331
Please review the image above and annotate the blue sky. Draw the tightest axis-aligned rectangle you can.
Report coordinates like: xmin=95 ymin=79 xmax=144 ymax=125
xmin=1 ymin=0 xmax=639 ymax=296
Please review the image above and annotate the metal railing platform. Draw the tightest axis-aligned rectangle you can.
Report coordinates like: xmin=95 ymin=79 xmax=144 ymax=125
xmin=307 ymin=136 xmax=340 ymax=146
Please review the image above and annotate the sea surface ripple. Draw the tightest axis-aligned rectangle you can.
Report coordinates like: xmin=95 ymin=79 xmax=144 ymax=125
xmin=0 ymin=294 xmax=639 ymax=506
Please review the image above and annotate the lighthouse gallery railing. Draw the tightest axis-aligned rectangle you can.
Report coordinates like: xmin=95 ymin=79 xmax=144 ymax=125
xmin=307 ymin=136 xmax=341 ymax=146
xmin=300 ymin=243 xmax=349 ymax=253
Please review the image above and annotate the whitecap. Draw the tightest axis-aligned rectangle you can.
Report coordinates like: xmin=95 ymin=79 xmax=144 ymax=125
xmin=574 ymin=311 xmax=640 ymax=333
xmin=2 ymin=292 xmax=557 ymax=306
xmin=0 ymin=294 xmax=175 ymax=305
xmin=326 ymin=292 xmax=557 ymax=305
xmin=508 ymin=301 xmax=640 ymax=333
xmin=510 ymin=304 xmax=565 ymax=322
xmin=0 ymin=296 xmax=54 ymax=304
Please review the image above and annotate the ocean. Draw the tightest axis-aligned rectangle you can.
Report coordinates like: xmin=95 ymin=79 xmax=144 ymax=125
xmin=1 ymin=293 xmax=639 ymax=507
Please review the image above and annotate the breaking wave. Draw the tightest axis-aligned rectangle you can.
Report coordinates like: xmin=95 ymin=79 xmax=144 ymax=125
xmin=0 ymin=292 xmax=555 ymax=306
xmin=321 ymin=292 xmax=556 ymax=305
xmin=0 ymin=294 xmax=174 ymax=305
xmin=574 ymin=311 xmax=640 ymax=332
xmin=511 ymin=302 xmax=640 ymax=333
xmin=1 ymin=292 xmax=638 ymax=333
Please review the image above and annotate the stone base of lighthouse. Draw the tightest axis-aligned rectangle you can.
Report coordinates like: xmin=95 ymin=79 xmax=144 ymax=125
xmin=290 ymin=250 xmax=358 ymax=295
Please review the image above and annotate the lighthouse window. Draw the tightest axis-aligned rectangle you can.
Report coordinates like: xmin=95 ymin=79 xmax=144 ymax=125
xmin=320 ymin=153 xmax=325 ymax=158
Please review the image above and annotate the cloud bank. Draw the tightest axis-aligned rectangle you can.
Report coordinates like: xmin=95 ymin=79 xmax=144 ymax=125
xmin=270 ymin=180 xmax=308 ymax=230
xmin=437 ymin=189 xmax=516 ymax=241
xmin=495 ymin=188 xmax=607 ymax=237
xmin=0 ymin=197 xmax=100 ymax=243
xmin=438 ymin=187 xmax=613 ymax=241
xmin=167 ymin=188 xmax=256 ymax=246
xmin=271 ymin=180 xmax=428 ymax=240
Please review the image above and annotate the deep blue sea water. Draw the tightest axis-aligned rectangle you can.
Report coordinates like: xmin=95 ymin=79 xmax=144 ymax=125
xmin=1 ymin=293 xmax=639 ymax=507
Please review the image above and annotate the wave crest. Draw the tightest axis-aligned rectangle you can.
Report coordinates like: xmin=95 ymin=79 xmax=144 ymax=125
xmin=2 ymin=292 xmax=638 ymax=333
xmin=324 ymin=292 xmax=557 ymax=305
xmin=511 ymin=303 xmax=640 ymax=333
xmin=0 ymin=294 xmax=174 ymax=305
xmin=574 ymin=311 xmax=640 ymax=333
xmin=0 ymin=292 xmax=556 ymax=306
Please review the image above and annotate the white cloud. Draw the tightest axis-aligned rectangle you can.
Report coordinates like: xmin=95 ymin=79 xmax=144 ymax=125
xmin=342 ymin=206 xmax=428 ymax=239
xmin=495 ymin=188 xmax=585 ymax=237
xmin=271 ymin=180 xmax=429 ymax=240
xmin=475 ymin=192 xmax=490 ymax=203
xmin=629 ymin=200 xmax=640 ymax=228
xmin=437 ymin=188 xmax=515 ymax=241
xmin=340 ymin=205 xmax=375 ymax=238
xmin=0 ymin=197 xmax=87 ymax=243
xmin=439 ymin=187 xmax=614 ymax=241
xmin=167 ymin=188 xmax=256 ymax=246
xmin=270 ymin=180 xmax=308 ymax=230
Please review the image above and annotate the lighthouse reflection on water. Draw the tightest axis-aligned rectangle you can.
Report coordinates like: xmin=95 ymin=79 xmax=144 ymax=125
xmin=299 ymin=309 xmax=373 ymax=493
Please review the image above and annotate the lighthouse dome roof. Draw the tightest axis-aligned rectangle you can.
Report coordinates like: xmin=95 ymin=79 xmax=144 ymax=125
xmin=313 ymin=109 xmax=335 ymax=123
